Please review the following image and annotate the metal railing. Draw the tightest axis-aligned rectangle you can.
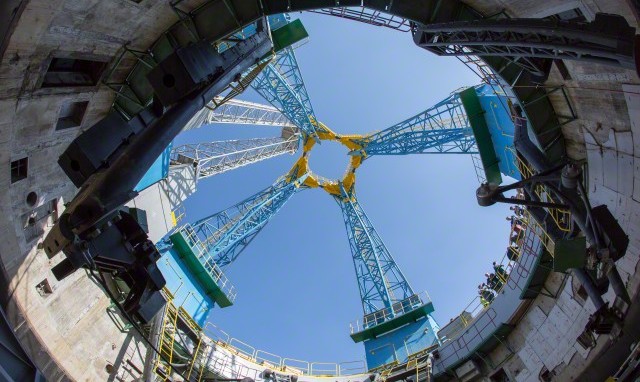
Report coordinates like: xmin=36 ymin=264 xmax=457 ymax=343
xmin=507 ymin=146 xmax=572 ymax=232
xmin=308 ymin=7 xmax=411 ymax=32
xmin=181 ymin=225 xmax=238 ymax=303
xmin=349 ymin=291 xmax=432 ymax=333
xmin=199 ymin=323 xmax=367 ymax=377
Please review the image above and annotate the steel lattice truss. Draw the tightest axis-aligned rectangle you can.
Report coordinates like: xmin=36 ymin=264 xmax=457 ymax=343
xmin=355 ymin=92 xmax=477 ymax=157
xmin=171 ymin=136 xmax=299 ymax=180
xmin=334 ymin=190 xmax=414 ymax=315
xmin=182 ymin=98 xmax=296 ymax=131
xmin=191 ymin=174 xmax=308 ymax=268
xmin=252 ymin=47 xmax=321 ymax=139
xmin=308 ymin=7 xmax=411 ymax=32
xmin=412 ymin=15 xmax=638 ymax=76
xmin=175 ymin=15 xmax=489 ymax=320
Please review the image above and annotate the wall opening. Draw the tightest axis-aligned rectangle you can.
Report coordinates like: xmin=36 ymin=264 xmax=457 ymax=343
xmin=42 ymin=57 xmax=107 ymax=88
xmin=36 ymin=279 xmax=53 ymax=297
xmin=26 ymin=191 xmax=38 ymax=206
xmin=10 ymin=157 xmax=28 ymax=183
xmin=56 ymin=101 xmax=89 ymax=130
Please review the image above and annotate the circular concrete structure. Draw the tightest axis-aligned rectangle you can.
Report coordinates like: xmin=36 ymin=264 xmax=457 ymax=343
xmin=0 ymin=1 xmax=639 ymax=381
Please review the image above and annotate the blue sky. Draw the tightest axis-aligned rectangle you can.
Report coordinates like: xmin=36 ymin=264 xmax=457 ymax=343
xmin=174 ymin=13 xmax=511 ymax=364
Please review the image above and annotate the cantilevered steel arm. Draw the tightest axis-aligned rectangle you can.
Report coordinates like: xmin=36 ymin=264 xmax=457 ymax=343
xmin=191 ymin=174 xmax=308 ymax=268
xmin=334 ymin=187 xmax=414 ymax=315
xmin=182 ymin=98 xmax=296 ymax=131
xmin=171 ymin=135 xmax=299 ymax=181
xmin=252 ymin=47 xmax=321 ymax=139
xmin=353 ymin=92 xmax=477 ymax=157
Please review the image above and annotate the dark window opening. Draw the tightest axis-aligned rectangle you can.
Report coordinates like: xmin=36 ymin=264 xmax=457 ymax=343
xmin=56 ymin=101 xmax=89 ymax=130
xmin=576 ymin=285 xmax=588 ymax=302
xmin=545 ymin=8 xmax=587 ymax=22
xmin=42 ymin=57 xmax=107 ymax=88
xmin=490 ymin=368 xmax=511 ymax=382
xmin=539 ymin=367 xmax=553 ymax=382
xmin=11 ymin=157 xmax=28 ymax=183
xmin=36 ymin=279 xmax=53 ymax=296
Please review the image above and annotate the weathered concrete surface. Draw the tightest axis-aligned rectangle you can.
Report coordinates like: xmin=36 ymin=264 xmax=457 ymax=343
xmin=0 ymin=0 xmax=209 ymax=379
xmin=0 ymin=0 xmax=639 ymax=380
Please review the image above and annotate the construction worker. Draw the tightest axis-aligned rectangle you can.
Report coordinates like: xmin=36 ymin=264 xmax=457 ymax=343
xmin=493 ymin=261 xmax=508 ymax=282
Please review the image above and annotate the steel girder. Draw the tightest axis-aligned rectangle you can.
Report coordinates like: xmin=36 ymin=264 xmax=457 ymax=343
xmin=308 ymin=7 xmax=411 ymax=31
xmin=252 ymin=47 xmax=320 ymax=139
xmin=412 ymin=13 xmax=639 ymax=77
xmin=171 ymin=136 xmax=299 ymax=180
xmin=190 ymin=174 xmax=308 ymax=268
xmin=354 ymin=92 xmax=477 ymax=157
xmin=182 ymin=98 xmax=296 ymax=131
xmin=335 ymin=190 xmax=414 ymax=315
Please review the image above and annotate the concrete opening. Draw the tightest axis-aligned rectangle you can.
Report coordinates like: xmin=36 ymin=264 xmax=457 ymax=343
xmin=10 ymin=157 xmax=28 ymax=183
xmin=56 ymin=101 xmax=89 ymax=130
xmin=26 ymin=191 xmax=37 ymax=206
xmin=42 ymin=57 xmax=107 ymax=88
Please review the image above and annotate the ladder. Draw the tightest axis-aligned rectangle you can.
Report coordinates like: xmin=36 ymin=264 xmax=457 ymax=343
xmin=154 ymin=301 xmax=179 ymax=379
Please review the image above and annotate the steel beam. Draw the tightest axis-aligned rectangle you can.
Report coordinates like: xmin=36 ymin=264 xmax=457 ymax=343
xmin=190 ymin=174 xmax=308 ymax=268
xmin=412 ymin=13 xmax=639 ymax=77
xmin=335 ymin=189 xmax=414 ymax=315
xmin=171 ymin=136 xmax=299 ymax=180
xmin=182 ymin=98 xmax=296 ymax=131
xmin=252 ymin=47 xmax=320 ymax=139
xmin=354 ymin=92 xmax=477 ymax=157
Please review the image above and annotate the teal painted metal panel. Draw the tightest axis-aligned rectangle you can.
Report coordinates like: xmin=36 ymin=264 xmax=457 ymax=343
xmin=134 ymin=143 xmax=172 ymax=192
xmin=475 ymin=84 xmax=521 ymax=181
xmin=460 ymin=87 xmax=502 ymax=185
xmin=364 ymin=315 xmax=440 ymax=370
xmin=156 ymin=247 xmax=215 ymax=326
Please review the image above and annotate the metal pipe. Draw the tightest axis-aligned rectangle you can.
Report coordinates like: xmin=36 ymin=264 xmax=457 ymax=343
xmin=607 ymin=266 xmax=631 ymax=304
xmin=66 ymin=32 xmax=272 ymax=234
xmin=573 ymin=268 xmax=605 ymax=311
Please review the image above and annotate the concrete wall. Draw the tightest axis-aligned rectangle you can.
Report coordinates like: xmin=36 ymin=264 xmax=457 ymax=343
xmin=456 ymin=1 xmax=640 ymax=381
xmin=0 ymin=0 xmax=209 ymax=379
xmin=0 ymin=0 xmax=639 ymax=380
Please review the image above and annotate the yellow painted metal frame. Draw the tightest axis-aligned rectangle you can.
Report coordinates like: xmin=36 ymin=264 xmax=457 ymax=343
xmin=507 ymin=147 xmax=572 ymax=232
xmin=286 ymin=121 xmax=369 ymax=199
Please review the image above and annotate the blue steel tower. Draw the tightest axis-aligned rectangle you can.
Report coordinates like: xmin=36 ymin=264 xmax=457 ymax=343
xmin=156 ymin=13 xmax=518 ymax=371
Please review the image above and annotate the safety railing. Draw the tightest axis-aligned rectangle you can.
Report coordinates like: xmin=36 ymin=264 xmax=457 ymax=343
xmin=507 ymin=146 xmax=572 ymax=232
xmin=349 ymin=291 xmax=432 ymax=333
xmin=308 ymin=7 xmax=411 ymax=32
xmin=181 ymin=225 xmax=238 ymax=303
xmin=470 ymin=152 xmax=487 ymax=184
xmin=200 ymin=322 xmax=367 ymax=377
xmin=172 ymin=204 xmax=186 ymax=227
xmin=437 ymin=199 xmax=548 ymax=343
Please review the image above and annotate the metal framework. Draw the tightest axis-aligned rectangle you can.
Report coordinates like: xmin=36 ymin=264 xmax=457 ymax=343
xmin=189 ymin=174 xmax=308 ymax=268
xmin=308 ymin=7 xmax=411 ymax=32
xmin=355 ymin=92 xmax=477 ymax=157
xmin=182 ymin=98 xmax=296 ymax=131
xmin=334 ymin=188 xmax=414 ymax=315
xmin=171 ymin=136 xmax=299 ymax=181
xmin=252 ymin=47 xmax=320 ymax=139
xmin=412 ymin=14 xmax=639 ymax=76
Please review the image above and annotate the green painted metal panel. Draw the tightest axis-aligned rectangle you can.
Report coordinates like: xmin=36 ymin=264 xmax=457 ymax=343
xmin=459 ymin=87 xmax=502 ymax=185
xmin=350 ymin=302 xmax=434 ymax=343
xmin=169 ymin=231 xmax=234 ymax=307
xmin=520 ymin=249 xmax=553 ymax=300
xmin=553 ymin=237 xmax=587 ymax=272
xmin=272 ymin=19 xmax=309 ymax=52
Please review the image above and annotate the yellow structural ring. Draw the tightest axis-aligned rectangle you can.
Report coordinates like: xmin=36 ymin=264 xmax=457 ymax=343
xmin=286 ymin=121 xmax=367 ymax=198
